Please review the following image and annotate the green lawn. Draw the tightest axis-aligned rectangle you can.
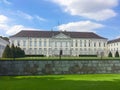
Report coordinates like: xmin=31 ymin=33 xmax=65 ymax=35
xmin=1 ymin=74 xmax=120 ymax=90
xmin=0 ymin=56 xmax=120 ymax=60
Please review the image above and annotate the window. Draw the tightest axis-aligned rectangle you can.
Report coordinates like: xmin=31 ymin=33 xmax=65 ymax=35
xmin=23 ymin=40 xmax=26 ymax=46
xmin=44 ymin=40 xmax=46 ymax=47
xmin=30 ymin=41 xmax=32 ymax=46
xmin=84 ymin=48 xmax=87 ymax=51
xmin=80 ymin=40 xmax=82 ymax=47
xmin=23 ymin=48 xmax=26 ymax=50
xmin=94 ymin=42 xmax=96 ymax=47
xmin=34 ymin=41 xmax=37 ymax=47
xmin=34 ymin=48 xmax=37 ymax=54
xmin=71 ymin=41 xmax=73 ymax=47
xmin=84 ymin=40 xmax=86 ymax=47
xmin=55 ymin=42 xmax=57 ymax=47
xmin=17 ymin=40 xmax=20 ymax=46
xmin=66 ymin=42 xmax=67 ymax=47
xmin=99 ymin=42 xmax=101 ymax=47
xmin=49 ymin=40 xmax=51 ymax=47
xmin=88 ymin=42 xmax=90 ymax=47
xmin=104 ymin=43 xmax=106 ymax=47
xmin=75 ymin=40 xmax=77 ymax=47
xmin=80 ymin=48 xmax=82 ymax=51
xmin=39 ymin=41 xmax=42 ymax=47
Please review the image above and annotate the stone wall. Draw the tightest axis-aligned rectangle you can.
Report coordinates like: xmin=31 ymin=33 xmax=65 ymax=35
xmin=0 ymin=60 xmax=120 ymax=75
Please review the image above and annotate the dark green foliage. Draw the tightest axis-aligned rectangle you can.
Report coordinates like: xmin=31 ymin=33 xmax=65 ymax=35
xmin=2 ymin=45 xmax=12 ymax=58
xmin=0 ymin=36 xmax=9 ymax=41
xmin=2 ymin=44 xmax=25 ymax=58
xmin=115 ymin=51 xmax=119 ymax=57
xmin=11 ymin=44 xmax=16 ymax=58
xmin=108 ymin=51 xmax=112 ymax=57
xmin=25 ymin=55 xmax=45 ymax=57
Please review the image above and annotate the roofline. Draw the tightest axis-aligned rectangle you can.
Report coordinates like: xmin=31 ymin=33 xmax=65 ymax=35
xmin=9 ymin=30 xmax=107 ymax=39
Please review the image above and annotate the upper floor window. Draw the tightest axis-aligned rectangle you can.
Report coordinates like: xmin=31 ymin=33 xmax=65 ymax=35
xmin=84 ymin=41 xmax=86 ymax=47
xmin=17 ymin=40 xmax=20 ymax=46
xmin=34 ymin=41 xmax=37 ymax=47
xmin=104 ymin=43 xmax=106 ymax=47
xmin=99 ymin=42 xmax=101 ymax=47
xmin=94 ymin=42 xmax=96 ymax=47
xmin=44 ymin=40 xmax=47 ymax=47
xmin=75 ymin=40 xmax=78 ymax=47
xmin=55 ymin=42 xmax=57 ymax=47
xmin=80 ymin=40 xmax=82 ymax=47
xmin=23 ymin=40 xmax=26 ymax=46
xmin=39 ymin=41 xmax=42 ymax=47
xmin=30 ymin=41 xmax=32 ymax=46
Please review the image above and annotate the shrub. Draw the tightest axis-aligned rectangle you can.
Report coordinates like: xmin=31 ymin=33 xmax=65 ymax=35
xmin=2 ymin=45 xmax=12 ymax=58
xmin=2 ymin=44 xmax=25 ymax=58
xmin=25 ymin=55 xmax=45 ymax=57
xmin=108 ymin=51 xmax=112 ymax=57
xmin=115 ymin=51 xmax=119 ymax=57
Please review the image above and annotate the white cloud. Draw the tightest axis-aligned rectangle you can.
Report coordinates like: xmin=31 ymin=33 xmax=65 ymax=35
xmin=16 ymin=11 xmax=47 ymax=22
xmin=52 ymin=0 xmax=118 ymax=21
xmin=6 ymin=25 xmax=37 ymax=35
xmin=0 ymin=15 xmax=9 ymax=31
xmin=17 ymin=11 xmax=33 ymax=20
xmin=0 ymin=14 xmax=37 ymax=35
xmin=56 ymin=21 xmax=104 ymax=32
xmin=0 ymin=15 xmax=9 ymax=23
xmin=35 ymin=15 xmax=47 ymax=22
xmin=0 ymin=0 xmax=12 ymax=5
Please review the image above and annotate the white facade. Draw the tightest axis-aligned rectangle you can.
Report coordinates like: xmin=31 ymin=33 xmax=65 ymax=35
xmin=10 ymin=32 xmax=107 ymax=56
xmin=108 ymin=39 xmax=120 ymax=57
xmin=0 ymin=38 xmax=9 ymax=57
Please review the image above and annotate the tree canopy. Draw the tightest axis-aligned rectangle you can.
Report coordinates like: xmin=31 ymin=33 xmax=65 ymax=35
xmin=108 ymin=51 xmax=112 ymax=57
xmin=2 ymin=44 xmax=25 ymax=59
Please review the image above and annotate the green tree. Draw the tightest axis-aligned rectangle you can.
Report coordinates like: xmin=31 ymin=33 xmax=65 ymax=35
xmin=115 ymin=51 xmax=119 ymax=57
xmin=108 ymin=51 xmax=112 ymax=57
xmin=11 ymin=44 xmax=16 ymax=59
xmin=15 ymin=46 xmax=25 ymax=57
xmin=2 ymin=45 xmax=11 ymax=58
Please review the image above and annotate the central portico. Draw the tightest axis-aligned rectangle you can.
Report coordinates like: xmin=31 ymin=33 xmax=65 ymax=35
xmin=50 ymin=32 xmax=72 ymax=56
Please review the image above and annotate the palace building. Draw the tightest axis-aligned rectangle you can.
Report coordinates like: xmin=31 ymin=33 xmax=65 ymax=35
xmin=108 ymin=38 xmax=120 ymax=57
xmin=9 ymin=30 xmax=108 ymax=56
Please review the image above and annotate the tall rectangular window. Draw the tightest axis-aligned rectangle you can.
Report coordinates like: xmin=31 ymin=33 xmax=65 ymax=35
xmin=99 ymin=42 xmax=101 ymax=47
xmin=104 ymin=43 xmax=106 ymax=47
xmin=71 ymin=41 xmax=73 ymax=47
xmin=84 ymin=40 xmax=86 ymax=47
xmin=34 ymin=41 xmax=37 ymax=47
xmin=17 ymin=40 xmax=20 ymax=46
xmin=55 ymin=42 xmax=57 ymax=47
xmin=30 ymin=41 xmax=32 ymax=46
xmin=94 ymin=42 xmax=96 ymax=47
xmin=75 ymin=40 xmax=77 ymax=47
xmin=39 ymin=41 xmax=42 ymax=47
xmin=80 ymin=40 xmax=82 ymax=47
xmin=23 ymin=40 xmax=26 ymax=46
xmin=44 ymin=40 xmax=46 ymax=47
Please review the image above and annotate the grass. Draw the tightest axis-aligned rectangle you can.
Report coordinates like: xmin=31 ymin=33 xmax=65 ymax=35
xmin=1 ymin=74 xmax=120 ymax=90
xmin=0 ymin=56 xmax=120 ymax=60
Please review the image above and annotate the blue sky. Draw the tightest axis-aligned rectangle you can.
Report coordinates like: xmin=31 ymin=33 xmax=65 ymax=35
xmin=0 ymin=0 xmax=120 ymax=40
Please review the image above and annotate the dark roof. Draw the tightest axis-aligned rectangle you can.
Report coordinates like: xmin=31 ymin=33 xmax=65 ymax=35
xmin=10 ymin=30 xmax=107 ymax=39
xmin=108 ymin=38 xmax=120 ymax=44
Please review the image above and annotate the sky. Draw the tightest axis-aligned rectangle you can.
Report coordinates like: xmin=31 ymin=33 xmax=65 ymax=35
xmin=0 ymin=0 xmax=120 ymax=40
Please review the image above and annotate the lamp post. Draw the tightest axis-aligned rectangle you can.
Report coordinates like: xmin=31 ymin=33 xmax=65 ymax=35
xmin=59 ymin=49 xmax=62 ymax=60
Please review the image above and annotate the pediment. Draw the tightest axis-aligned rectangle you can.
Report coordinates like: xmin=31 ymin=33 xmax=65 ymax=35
xmin=53 ymin=33 xmax=70 ymax=39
